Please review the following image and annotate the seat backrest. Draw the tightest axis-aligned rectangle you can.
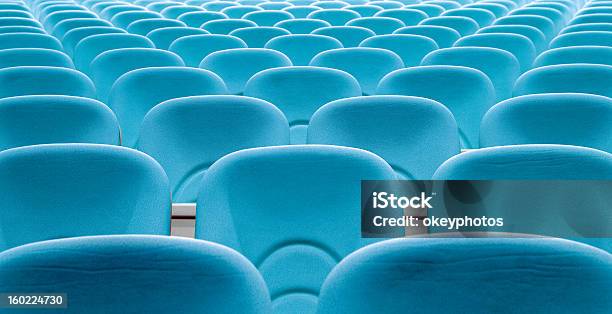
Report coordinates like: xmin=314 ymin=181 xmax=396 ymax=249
xmin=317 ymin=238 xmax=612 ymax=313
xmin=244 ymin=66 xmax=361 ymax=143
xmin=0 ymin=235 xmax=272 ymax=314
xmin=229 ymin=26 xmax=290 ymax=48
xmin=465 ymin=3 xmax=509 ymax=18
xmin=514 ymin=64 xmax=612 ymax=98
xmin=283 ymin=5 xmax=320 ymax=18
xmin=138 ymin=95 xmax=290 ymax=202
xmin=0 ymin=25 xmax=46 ymax=35
xmin=510 ymin=7 xmax=566 ymax=32
xmin=108 ymin=67 xmax=227 ymax=147
xmin=0 ymin=48 xmax=74 ymax=69
xmin=146 ymin=26 xmax=209 ymax=50
xmin=345 ymin=4 xmax=384 ymax=17
xmin=393 ymin=25 xmax=461 ymax=48
xmin=549 ymin=31 xmax=612 ymax=48
xmin=374 ymin=8 xmax=428 ymax=26
xmin=493 ymin=14 xmax=556 ymax=41
xmin=308 ymin=95 xmax=460 ymax=179
xmin=477 ymin=24 xmax=547 ymax=53
xmin=0 ymin=17 xmax=41 ymax=28
xmin=42 ymin=10 xmax=98 ymax=31
xmin=51 ymin=17 xmax=113 ymax=38
xmin=111 ymin=10 xmax=163 ymax=29
xmin=346 ymin=16 xmax=405 ymax=34
xmin=560 ymin=23 xmax=612 ymax=34
xmin=306 ymin=8 xmax=361 ymax=26
xmin=90 ymin=48 xmax=185 ymax=101
xmin=0 ymin=95 xmax=119 ymax=150
xmin=420 ymin=16 xmax=480 ymax=36
xmin=161 ymin=5 xmax=204 ymax=19
xmin=442 ymin=8 xmax=497 ymax=27
xmin=62 ymin=26 xmax=126 ymax=56
xmin=195 ymin=145 xmax=396 ymax=313
xmin=169 ymin=34 xmax=247 ymax=66
xmin=310 ymin=47 xmax=404 ymax=95
xmin=221 ymin=5 xmax=263 ymax=19
xmin=126 ymin=18 xmax=186 ymax=36
xmin=0 ymin=66 xmax=95 ymax=99
xmin=480 ymin=93 xmax=612 ymax=152
xmin=243 ymin=10 xmax=295 ymax=26
xmin=274 ymin=18 xmax=330 ymax=34
xmin=454 ymin=33 xmax=536 ymax=72
xmin=406 ymin=4 xmax=445 ymax=17
xmin=534 ymin=46 xmax=612 ymax=67
xmin=0 ymin=144 xmax=171 ymax=250
xmin=360 ymin=34 xmax=439 ymax=67
xmin=73 ymin=33 xmax=155 ymax=74
xmin=177 ymin=11 xmax=227 ymax=27
xmin=570 ymin=13 xmax=612 ymax=25
xmin=264 ymin=34 xmax=343 ymax=66
xmin=0 ymin=33 xmax=63 ymax=51
xmin=201 ymin=18 xmax=258 ymax=34
xmin=312 ymin=26 xmax=375 ymax=48
xmin=377 ymin=65 xmax=495 ymax=148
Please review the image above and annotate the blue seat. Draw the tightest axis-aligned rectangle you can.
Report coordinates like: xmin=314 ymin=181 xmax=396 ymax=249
xmin=0 ymin=25 xmax=46 ymax=35
xmin=264 ymin=34 xmax=343 ymax=66
xmin=195 ymin=145 xmax=396 ymax=313
xmin=442 ymin=8 xmax=497 ymax=27
xmin=126 ymin=18 xmax=187 ymax=36
xmin=244 ymin=66 xmax=361 ymax=143
xmin=177 ymin=11 xmax=228 ymax=27
xmin=360 ymin=34 xmax=438 ymax=67
xmin=454 ymin=33 xmax=536 ymax=72
xmin=310 ymin=47 xmax=404 ymax=95
xmin=137 ymin=95 xmax=290 ymax=202
xmin=422 ymin=47 xmax=520 ymax=101
xmin=243 ymin=10 xmax=295 ymax=26
xmin=148 ymin=1 xmax=186 ymax=12
xmin=425 ymin=0 xmax=461 ymax=10
xmin=419 ymin=16 xmax=480 ymax=36
xmin=221 ymin=5 xmax=263 ymax=19
xmin=393 ymin=25 xmax=461 ymax=48
xmin=42 ymin=10 xmax=98 ymax=30
xmin=345 ymin=5 xmax=385 ymax=17
xmin=161 ymin=5 xmax=204 ymax=19
xmin=374 ymin=9 xmax=428 ymax=26
xmin=73 ymin=33 xmax=155 ymax=74
xmin=306 ymin=8 xmax=360 ymax=26
xmin=108 ymin=67 xmax=227 ymax=147
xmin=0 ymin=95 xmax=119 ymax=150
xmin=480 ymin=93 xmax=612 ymax=152
xmin=146 ymin=26 xmax=209 ymax=50
xmin=257 ymin=2 xmax=293 ymax=10
xmin=229 ymin=26 xmax=290 ymax=48
xmin=377 ymin=65 xmax=495 ymax=148
xmin=275 ymin=18 xmax=330 ymax=34
xmin=494 ymin=15 xmax=556 ymax=42
xmin=283 ymin=5 xmax=320 ymax=18
xmin=578 ymin=7 xmax=612 ymax=15
xmin=406 ymin=4 xmax=445 ymax=17
xmin=0 ymin=4 xmax=27 ymax=12
xmin=477 ymin=25 xmax=547 ymax=53
xmin=346 ymin=17 xmax=405 ymax=35
xmin=169 ymin=34 xmax=247 ymax=67
xmin=560 ymin=23 xmax=612 ymax=34
xmin=111 ymin=11 xmax=163 ymax=29
xmin=62 ymin=26 xmax=126 ymax=56
xmin=368 ymin=1 xmax=404 ymax=9
xmin=308 ymin=95 xmax=460 ymax=178
xmin=570 ymin=13 xmax=612 ymax=25
xmin=526 ymin=2 xmax=574 ymax=19
xmin=90 ymin=48 xmax=185 ymax=102
xmin=465 ymin=3 xmax=509 ymax=18
xmin=0 ymin=235 xmax=271 ymax=313
xmin=317 ymin=238 xmax=612 ymax=313
xmin=0 ymin=144 xmax=171 ymax=251
xmin=201 ymin=48 xmax=292 ymax=94
xmin=549 ymin=31 xmax=612 ymax=48
xmin=0 ymin=33 xmax=62 ymax=51
xmin=0 ymin=66 xmax=95 ymax=99
xmin=514 ymin=64 xmax=612 ymax=98
xmin=202 ymin=18 xmax=258 ymax=34
xmin=312 ymin=26 xmax=375 ymax=48
xmin=0 ymin=17 xmax=41 ymax=28
xmin=534 ymin=46 xmax=612 ymax=67
xmin=100 ymin=5 xmax=143 ymax=19
xmin=313 ymin=1 xmax=350 ymax=9
xmin=510 ymin=7 xmax=566 ymax=32
xmin=51 ymin=18 xmax=113 ymax=38
xmin=0 ymin=48 xmax=74 ymax=69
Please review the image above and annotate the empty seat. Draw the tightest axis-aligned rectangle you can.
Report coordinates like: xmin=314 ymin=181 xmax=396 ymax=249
xmin=443 ymin=8 xmax=496 ymax=27
xmin=243 ymin=10 xmax=295 ymax=26
xmin=169 ymin=34 xmax=247 ymax=67
xmin=419 ymin=16 xmax=480 ymax=36
xmin=111 ymin=11 xmax=163 ymax=29
xmin=0 ymin=66 xmax=95 ymax=99
xmin=454 ymin=33 xmax=536 ymax=72
xmin=480 ymin=93 xmax=612 ymax=152
xmin=147 ymin=1 xmax=185 ymax=12
xmin=221 ymin=5 xmax=263 ymax=19
xmin=345 ymin=5 xmax=384 ymax=17
xmin=394 ymin=25 xmax=461 ymax=48
xmin=283 ymin=5 xmax=320 ymax=18
xmin=42 ymin=10 xmax=98 ymax=30
xmin=0 ymin=25 xmax=46 ymax=35
xmin=195 ymin=145 xmax=396 ymax=313
xmin=100 ymin=5 xmax=143 ymax=19
xmin=146 ymin=27 xmax=208 ymax=50
xmin=406 ymin=4 xmax=445 ymax=17
xmin=51 ymin=18 xmax=113 ymax=38
xmin=201 ymin=48 xmax=292 ymax=94
xmin=73 ymin=33 xmax=154 ymax=74
xmin=108 ymin=67 xmax=227 ymax=147
xmin=0 ymin=144 xmax=170 ymax=250
xmin=308 ymin=95 xmax=460 ymax=178
xmin=570 ymin=13 xmax=612 ymax=25
xmin=310 ymin=47 xmax=404 ymax=95
xmin=275 ymin=18 xmax=330 ymax=34
xmin=306 ymin=9 xmax=360 ymax=26
xmin=549 ymin=31 xmax=612 ymax=48
xmin=494 ymin=15 xmax=556 ymax=42
xmin=312 ymin=26 xmax=375 ymax=48
xmin=0 ymin=33 xmax=62 ymax=51
xmin=374 ymin=9 xmax=428 ymax=26
xmin=126 ymin=18 xmax=187 ymax=36
xmin=0 ymin=17 xmax=41 ymax=28
xmin=264 ymin=34 xmax=343 ymax=66
xmin=360 ymin=34 xmax=438 ymax=67
xmin=90 ymin=48 xmax=185 ymax=101
xmin=229 ymin=26 xmax=290 ymax=48
xmin=0 ymin=95 xmax=119 ymax=150
xmin=377 ymin=65 xmax=495 ymax=148
xmin=313 ymin=1 xmax=350 ymax=9
xmin=177 ymin=11 xmax=227 ymax=28
xmin=202 ymin=18 xmax=258 ymax=34
xmin=0 ymin=235 xmax=272 ymax=313
xmin=257 ymin=2 xmax=293 ymax=10
xmin=0 ymin=48 xmax=74 ymax=69
xmin=422 ymin=47 xmax=520 ymax=101
xmin=346 ymin=17 xmax=405 ymax=35
xmin=477 ymin=24 xmax=547 ymax=53
xmin=424 ymin=1 xmax=461 ymax=10
xmin=510 ymin=7 xmax=566 ymax=32
xmin=534 ymin=46 xmax=612 ymax=67
xmin=465 ymin=3 xmax=509 ymax=18
xmin=317 ymin=238 xmax=612 ymax=313
xmin=514 ymin=64 xmax=612 ymax=98
xmin=137 ymin=95 xmax=290 ymax=202
xmin=203 ymin=1 xmax=240 ymax=12
xmin=561 ymin=23 xmax=612 ymax=34
xmin=62 ymin=26 xmax=126 ymax=56
xmin=161 ymin=5 xmax=204 ymax=19
xmin=244 ymin=66 xmax=361 ymax=143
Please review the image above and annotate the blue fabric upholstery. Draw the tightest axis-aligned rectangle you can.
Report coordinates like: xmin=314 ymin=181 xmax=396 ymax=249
xmin=442 ymin=8 xmax=497 ymax=27
xmin=0 ymin=33 xmax=62 ymax=51
xmin=138 ymin=95 xmax=290 ymax=202
xmin=510 ymin=7 xmax=566 ymax=32
xmin=161 ymin=5 xmax=204 ymax=19
xmin=454 ymin=33 xmax=536 ymax=72
xmin=51 ymin=18 xmax=113 ymax=38
xmin=0 ymin=17 xmax=41 ymax=28
xmin=0 ymin=48 xmax=74 ymax=69
xmin=0 ymin=144 xmax=170 ymax=251
xmin=177 ymin=11 xmax=228 ymax=27
xmin=420 ymin=16 xmax=480 ymax=36
xmin=244 ymin=10 xmax=295 ymax=26
xmin=374 ymin=8 xmax=428 ymax=26
xmin=477 ymin=24 xmax=547 ymax=53
xmin=73 ymin=33 xmax=155 ymax=74
xmin=265 ymin=34 xmax=343 ymax=66
xmin=202 ymin=18 xmax=258 ymax=34
xmin=195 ymin=145 xmax=396 ymax=313
xmin=345 ymin=5 xmax=385 ymax=17
xmin=283 ymin=6 xmax=320 ymax=18
xmin=346 ymin=16 xmax=405 ymax=34
xmin=494 ymin=14 xmax=556 ymax=41
xmin=534 ymin=46 xmax=612 ymax=66
xmin=394 ymin=25 xmax=461 ymax=48
xmin=406 ymin=4 xmax=445 ymax=17
xmin=307 ymin=8 xmax=360 ymax=26
xmin=126 ymin=18 xmax=187 ymax=36
xmin=465 ymin=3 xmax=509 ymax=18
xmin=0 ymin=66 xmax=95 ymax=99
xmin=514 ymin=64 xmax=612 ymax=98
xmin=221 ymin=5 xmax=263 ymax=19
xmin=0 ymin=25 xmax=45 ymax=35
xmin=275 ymin=18 xmax=330 ymax=34
xmin=312 ymin=26 xmax=375 ymax=47
xmin=229 ymin=26 xmax=290 ymax=48
xmin=360 ymin=34 xmax=438 ymax=67
xmin=169 ymin=34 xmax=247 ymax=67
xmin=549 ymin=31 xmax=612 ymax=48
xmin=111 ymin=11 xmax=163 ymax=29
xmin=146 ymin=26 xmax=209 ymax=50
xmin=0 ymin=235 xmax=272 ymax=313
xmin=61 ymin=26 xmax=126 ymax=56
xmin=560 ymin=22 xmax=612 ymax=34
